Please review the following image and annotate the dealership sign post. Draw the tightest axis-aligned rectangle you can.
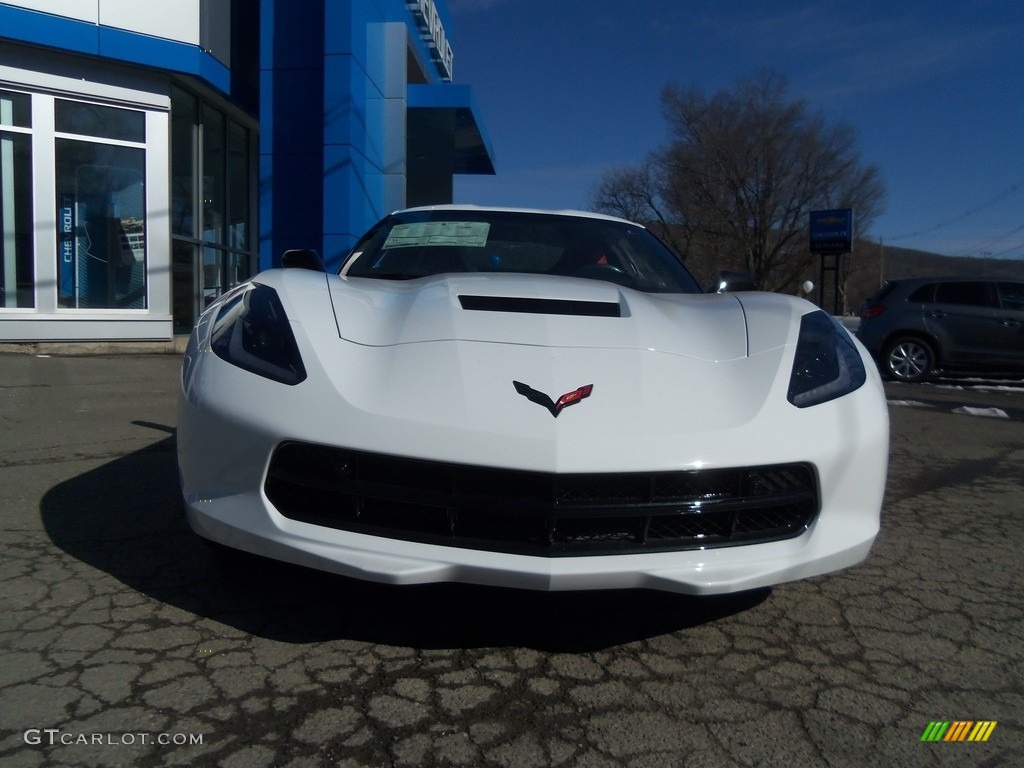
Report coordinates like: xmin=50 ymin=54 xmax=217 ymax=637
xmin=809 ymin=209 xmax=853 ymax=315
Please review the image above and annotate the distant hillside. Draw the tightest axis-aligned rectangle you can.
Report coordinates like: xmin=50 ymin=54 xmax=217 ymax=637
xmin=842 ymin=241 xmax=1024 ymax=314
xmin=654 ymin=223 xmax=1023 ymax=314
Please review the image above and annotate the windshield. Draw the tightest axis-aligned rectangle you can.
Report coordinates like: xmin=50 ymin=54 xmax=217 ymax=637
xmin=341 ymin=209 xmax=702 ymax=294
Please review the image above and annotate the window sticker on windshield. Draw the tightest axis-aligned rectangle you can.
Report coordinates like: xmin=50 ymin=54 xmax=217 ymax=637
xmin=383 ymin=221 xmax=490 ymax=248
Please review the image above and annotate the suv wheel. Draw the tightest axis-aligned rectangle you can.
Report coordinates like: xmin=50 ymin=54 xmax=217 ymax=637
xmin=883 ymin=337 xmax=935 ymax=382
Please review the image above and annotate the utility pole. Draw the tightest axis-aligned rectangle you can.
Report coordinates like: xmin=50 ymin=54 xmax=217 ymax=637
xmin=878 ymin=237 xmax=884 ymax=287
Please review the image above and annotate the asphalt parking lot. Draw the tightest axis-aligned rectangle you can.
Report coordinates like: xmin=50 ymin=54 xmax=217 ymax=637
xmin=1 ymin=353 xmax=1022 ymax=768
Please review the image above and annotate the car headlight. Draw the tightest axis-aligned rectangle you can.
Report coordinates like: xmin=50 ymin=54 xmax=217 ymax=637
xmin=210 ymin=283 xmax=307 ymax=385
xmin=787 ymin=310 xmax=866 ymax=408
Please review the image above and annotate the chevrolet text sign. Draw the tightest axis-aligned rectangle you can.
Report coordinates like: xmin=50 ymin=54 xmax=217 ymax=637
xmin=408 ymin=0 xmax=454 ymax=81
xmin=809 ymin=209 xmax=853 ymax=254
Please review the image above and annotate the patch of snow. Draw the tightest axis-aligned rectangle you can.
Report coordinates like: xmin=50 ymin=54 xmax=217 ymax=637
xmin=952 ymin=406 xmax=1010 ymax=419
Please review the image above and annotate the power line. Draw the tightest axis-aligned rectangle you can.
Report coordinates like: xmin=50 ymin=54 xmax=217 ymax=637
xmin=886 ymin=176 xmax=1024 ymax=243
xmin=952 ymin=222 xmax=1024 ymax=258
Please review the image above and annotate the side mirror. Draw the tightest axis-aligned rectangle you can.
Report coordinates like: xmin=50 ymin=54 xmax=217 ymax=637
xmin=280 ymin=248 xmax=325 ymax=272
xmin=710 ymin=270 xmax=757 ymax=293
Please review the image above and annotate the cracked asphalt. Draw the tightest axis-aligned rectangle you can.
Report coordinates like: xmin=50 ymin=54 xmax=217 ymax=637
xmin=1 ymin=354 xmax=1021 ymax=767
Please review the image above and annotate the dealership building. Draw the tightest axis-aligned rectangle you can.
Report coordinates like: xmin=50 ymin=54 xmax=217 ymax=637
xmin=0 ymin=0 xmax=494 ymax=342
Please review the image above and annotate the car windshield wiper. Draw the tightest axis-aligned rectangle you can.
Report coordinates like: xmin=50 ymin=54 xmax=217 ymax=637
xmin=374 ymin=271 xmax=471 ymax=280
xmin=346 ymin=271 xmax=421 ymax=280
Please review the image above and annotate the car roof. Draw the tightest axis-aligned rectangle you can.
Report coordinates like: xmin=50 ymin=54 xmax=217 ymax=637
xmin=886 ymin=275 xmax=1008 ymax=286
xmin=392 ymin=204 xmax=640 ymax=227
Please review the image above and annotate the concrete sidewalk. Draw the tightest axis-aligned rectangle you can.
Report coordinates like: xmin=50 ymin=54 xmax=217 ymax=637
xmin=0 ymin=338 xmax=189 ymax=357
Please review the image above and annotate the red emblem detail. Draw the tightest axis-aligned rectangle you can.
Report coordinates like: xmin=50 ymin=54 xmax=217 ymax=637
xmin=513 ymin=381 xmax=593 ymax=418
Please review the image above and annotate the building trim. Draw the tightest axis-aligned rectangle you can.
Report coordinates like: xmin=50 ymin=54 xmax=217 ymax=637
xmin=0 ymin=316 xmax=174 ymax=341
xmin=0 ymin=4 xmax=230 ymax=94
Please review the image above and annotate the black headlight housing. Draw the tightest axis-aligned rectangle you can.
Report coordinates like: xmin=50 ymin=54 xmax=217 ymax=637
xmin=787 ymin=311 xmax=866 ymax=408
xmin=210 ymin=283 xmax=306 ymax=385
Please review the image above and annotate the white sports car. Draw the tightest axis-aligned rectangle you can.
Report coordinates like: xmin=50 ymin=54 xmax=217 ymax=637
xmin=178 ymin=206 xmax=888 ymax=595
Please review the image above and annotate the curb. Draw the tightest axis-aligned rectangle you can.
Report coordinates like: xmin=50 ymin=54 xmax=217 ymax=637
xmin=0 ymin=338 xmax=189 ymax=356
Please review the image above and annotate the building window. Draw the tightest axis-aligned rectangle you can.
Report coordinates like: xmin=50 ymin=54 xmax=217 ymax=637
xmin=171 ymin=88 xmax=198 ymax=238
xmin=1 ymin=89 xmax=34 ymax=308
xmin=202 ymin=107 xmax=225 ymax=246
xmin=171 ymin=85 xmax=255 ymax=333
xmin=0 ymin=76 xmax=174 ymax=341
xmin=55 ymin=139 xmax=147 ymax=309
xmin=227 ymin=119 xmax=250 ymax=252
xmin=54 ymin=99 xmax=147 ymax=310
xmin=55 ymin=100 xmax=146 ymax=143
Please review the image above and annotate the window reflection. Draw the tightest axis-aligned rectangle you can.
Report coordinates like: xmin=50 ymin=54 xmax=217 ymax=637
xmin=202 ymin=107 xmax=225 ymax=245
xmin=0 ymin=89 xmax=31 ymax=127
xmin=56 ymin=100 xmax=145 ymax=142
xmin=170 ymin=87 xmax=256 ymax=331
xmin=227 ymin=119 xmax=248 ymax=250
xmin=1 ymin=90 xmax=34 ymax=307
xmin=56 ymin=139 xmax=146 ymax=309
xmin=226 ymin=251 xmax=248 ymax=291
xmin=172 ymin=239 xmax=197 ymax=333
xmin=171 ymin=87 xmax=197 ymax=238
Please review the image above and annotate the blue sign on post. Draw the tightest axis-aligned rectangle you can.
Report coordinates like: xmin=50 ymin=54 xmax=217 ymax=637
xmin=809 ymin=209 xmax=853 ymax=254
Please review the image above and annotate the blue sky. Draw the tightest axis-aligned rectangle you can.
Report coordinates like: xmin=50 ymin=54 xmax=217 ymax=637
xmin=445 ymin=0 xmax=1024 ymax=260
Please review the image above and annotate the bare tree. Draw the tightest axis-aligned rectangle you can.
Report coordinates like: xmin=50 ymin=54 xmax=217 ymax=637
xmin=592 ymin=159 xmax=692 ymax=257
xmin=593 ymin=72 xmax=885 ymax=293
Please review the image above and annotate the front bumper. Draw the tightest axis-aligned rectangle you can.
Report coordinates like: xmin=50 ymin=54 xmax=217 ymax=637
xmin=178 ymin=290 xmax=888 ymax=598
xmin=178 ymin=341 xmax=888 ymax=595
xmin=185 ymin=495 xmax=876 ymax=595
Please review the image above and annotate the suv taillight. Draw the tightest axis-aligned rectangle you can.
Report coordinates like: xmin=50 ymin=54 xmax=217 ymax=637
xmin=861 ymin=304 xmax=887 ymax=320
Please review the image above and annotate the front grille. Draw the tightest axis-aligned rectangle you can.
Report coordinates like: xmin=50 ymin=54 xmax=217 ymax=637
xmin=265 ymin=442 xmax=819 ymax=556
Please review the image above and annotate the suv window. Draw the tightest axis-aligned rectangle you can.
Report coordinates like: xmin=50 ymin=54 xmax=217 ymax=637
xmin=907 ymin=283 xmax=936 ymax=303
xmin=997 ymin=282 xmax=1024 ymax=311
xmin=866 ymin=282 xmax=900 ymax=303
xmin=932 ymin=281 xmax=996 ymax=307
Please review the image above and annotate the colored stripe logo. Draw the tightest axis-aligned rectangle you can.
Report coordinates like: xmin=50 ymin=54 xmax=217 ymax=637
xmin=921 ymin=721 xmax=997 ymax=742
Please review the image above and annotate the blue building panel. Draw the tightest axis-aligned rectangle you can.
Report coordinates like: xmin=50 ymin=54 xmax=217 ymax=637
xmin=324 ymin=0 xmax=377 ymax=60
xmin=321 ymin=143 xmax=386 ymax=267
xmin=322 ymin=53 xmax=364 ymax=153
xmin=197 ymin=52 xmax=233 ymax=96
xmin=259 ymin=0 xmax=494 ymax=270
xmin=259 ymin=0 xmax=325 ymax=71
xmin=260 ymin=151 xmax=325 ymax=258
xmin=97 ymin=28 xmax=231 ymax=94
xmin=0 ymin=5 xmax=99 ymax=55
xmin=322 ymin=234 xmax=359 ymax=272
xmin=262 ymin=68 xmax=326 ymax=154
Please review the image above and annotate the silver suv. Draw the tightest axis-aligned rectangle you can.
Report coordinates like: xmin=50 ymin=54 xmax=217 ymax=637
xmin=857 ymin=276 xmax=1024 ymax=382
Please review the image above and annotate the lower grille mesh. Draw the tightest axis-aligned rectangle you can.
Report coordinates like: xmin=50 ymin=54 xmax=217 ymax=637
xmin=265 ymin=442 xmax=819 ymax=556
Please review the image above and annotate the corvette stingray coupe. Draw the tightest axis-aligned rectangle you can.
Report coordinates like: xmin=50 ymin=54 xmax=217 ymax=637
xmin=178 ymin=206 xmax=889 ymax=595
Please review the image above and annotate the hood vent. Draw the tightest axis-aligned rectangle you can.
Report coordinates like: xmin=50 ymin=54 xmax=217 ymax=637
xmin=459 ymin=294 xmax=621 ymax=317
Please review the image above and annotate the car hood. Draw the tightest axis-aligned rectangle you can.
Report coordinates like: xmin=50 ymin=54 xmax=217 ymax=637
xmin=235 ymin=270 xmax=828 ymax=472
xmin=326 ymin=273 xmax=752 ymax=361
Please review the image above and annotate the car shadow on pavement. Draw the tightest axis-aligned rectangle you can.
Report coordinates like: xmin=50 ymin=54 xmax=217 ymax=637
xmin=41 ymin=435 xmax=769 ymax=653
